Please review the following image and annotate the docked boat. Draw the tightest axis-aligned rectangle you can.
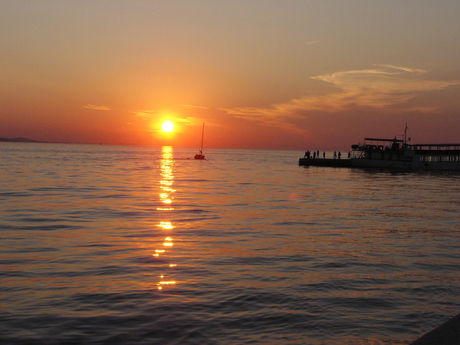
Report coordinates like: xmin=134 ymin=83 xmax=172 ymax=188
xmin=350 ymin=137 xmax=460 ymax=171
xmin=300 ymin=126 xmax=460 ymax=171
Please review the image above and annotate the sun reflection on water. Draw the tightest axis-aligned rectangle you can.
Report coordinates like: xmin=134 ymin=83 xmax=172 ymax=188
xmin=154 ymin=146 xmax=178 ymax=290
xmin=157 ymin=221 xmax=174 ymax=230
xmin=158 ymin=147 xmax=175 ymax=209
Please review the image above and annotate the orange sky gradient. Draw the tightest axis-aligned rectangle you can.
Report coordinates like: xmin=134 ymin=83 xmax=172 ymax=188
xmin=1 ymin=1 xmax=460 ymax=150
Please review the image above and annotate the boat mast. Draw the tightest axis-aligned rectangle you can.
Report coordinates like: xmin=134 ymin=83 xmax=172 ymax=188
xmin=200 ymin=122 xmax=204 ymax=154
xmin=404 ymin=122 xmax=408 ymax=144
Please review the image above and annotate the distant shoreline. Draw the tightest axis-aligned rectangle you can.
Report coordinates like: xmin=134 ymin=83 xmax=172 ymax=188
xmin=0 ymin=137 xmax=48 ymax=143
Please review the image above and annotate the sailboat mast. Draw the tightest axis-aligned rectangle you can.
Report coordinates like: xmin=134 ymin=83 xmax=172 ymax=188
xmin=194 ymin=122 xmax=206 ymax=159
xmin=200 ymin=122 xmax=204 ymax=153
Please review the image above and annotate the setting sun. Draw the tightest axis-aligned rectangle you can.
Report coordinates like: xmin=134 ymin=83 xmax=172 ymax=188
xmin=161 ymin=121 xmax=174 ymax=133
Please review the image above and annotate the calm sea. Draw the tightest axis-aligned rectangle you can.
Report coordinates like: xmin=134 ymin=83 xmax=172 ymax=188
xmin=1 ymin=142 xmax=459 ymax=345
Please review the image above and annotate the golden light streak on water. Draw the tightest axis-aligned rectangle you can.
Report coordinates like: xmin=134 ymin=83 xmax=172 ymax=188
xmin=163 ymin=237 xmax=174 ymax=246
xmin=157 ymin=221 xmax=174 ymax=230
xmin=155 ymin=146 xmax=178 ymax=291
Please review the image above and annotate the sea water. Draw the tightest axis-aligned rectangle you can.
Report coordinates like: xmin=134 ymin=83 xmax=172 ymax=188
xmin=1 ymin=142 xmax=459 ymax=345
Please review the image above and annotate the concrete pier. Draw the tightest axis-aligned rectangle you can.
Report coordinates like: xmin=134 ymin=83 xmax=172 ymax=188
xmin=298 ymin=158 xmax=352 ymax=168
xmin=410 ymin=313 xmax=460 ymax=345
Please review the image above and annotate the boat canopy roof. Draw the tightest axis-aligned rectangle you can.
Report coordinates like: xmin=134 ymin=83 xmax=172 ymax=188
xmin=364 ymin=138 xmax=404 ymax=142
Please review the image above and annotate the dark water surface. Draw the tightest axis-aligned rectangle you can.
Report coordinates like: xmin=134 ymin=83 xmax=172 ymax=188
xmin=1 ymin=143 xmax=459 ymax=344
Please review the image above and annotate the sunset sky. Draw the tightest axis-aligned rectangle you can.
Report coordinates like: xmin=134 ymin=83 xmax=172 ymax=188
xmin=2 ymin=0 xmax=460 ymax=150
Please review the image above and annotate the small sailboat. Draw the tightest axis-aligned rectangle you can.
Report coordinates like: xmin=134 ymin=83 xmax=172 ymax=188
xmin=194 ymin=122 xmax=205 ymax=160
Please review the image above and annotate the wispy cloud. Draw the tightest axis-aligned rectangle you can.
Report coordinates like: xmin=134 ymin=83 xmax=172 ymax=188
xmin=311 ymin=65 xmax=458 ymax=107
xmin=83 ymin=104 xmax=110 ymax=111
xmin=132 ymin=111 xmax=209 ymax=128
xmin=373 ymin=64 xmax=425 ymax=74
xmin=222 ymin=103 xmax=309 ymax=134
xmin=178 ymin=104 xmax=209 ymax=109
xmin=223 ymin=65 xmax=460 ymax=132
xmin=133 ymin=110 xmax=156 ymax=120
xmin=305 ymin=40 xmax=320 ymax=45
xmin=175 ymin=117 xmax=197 ymax=125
